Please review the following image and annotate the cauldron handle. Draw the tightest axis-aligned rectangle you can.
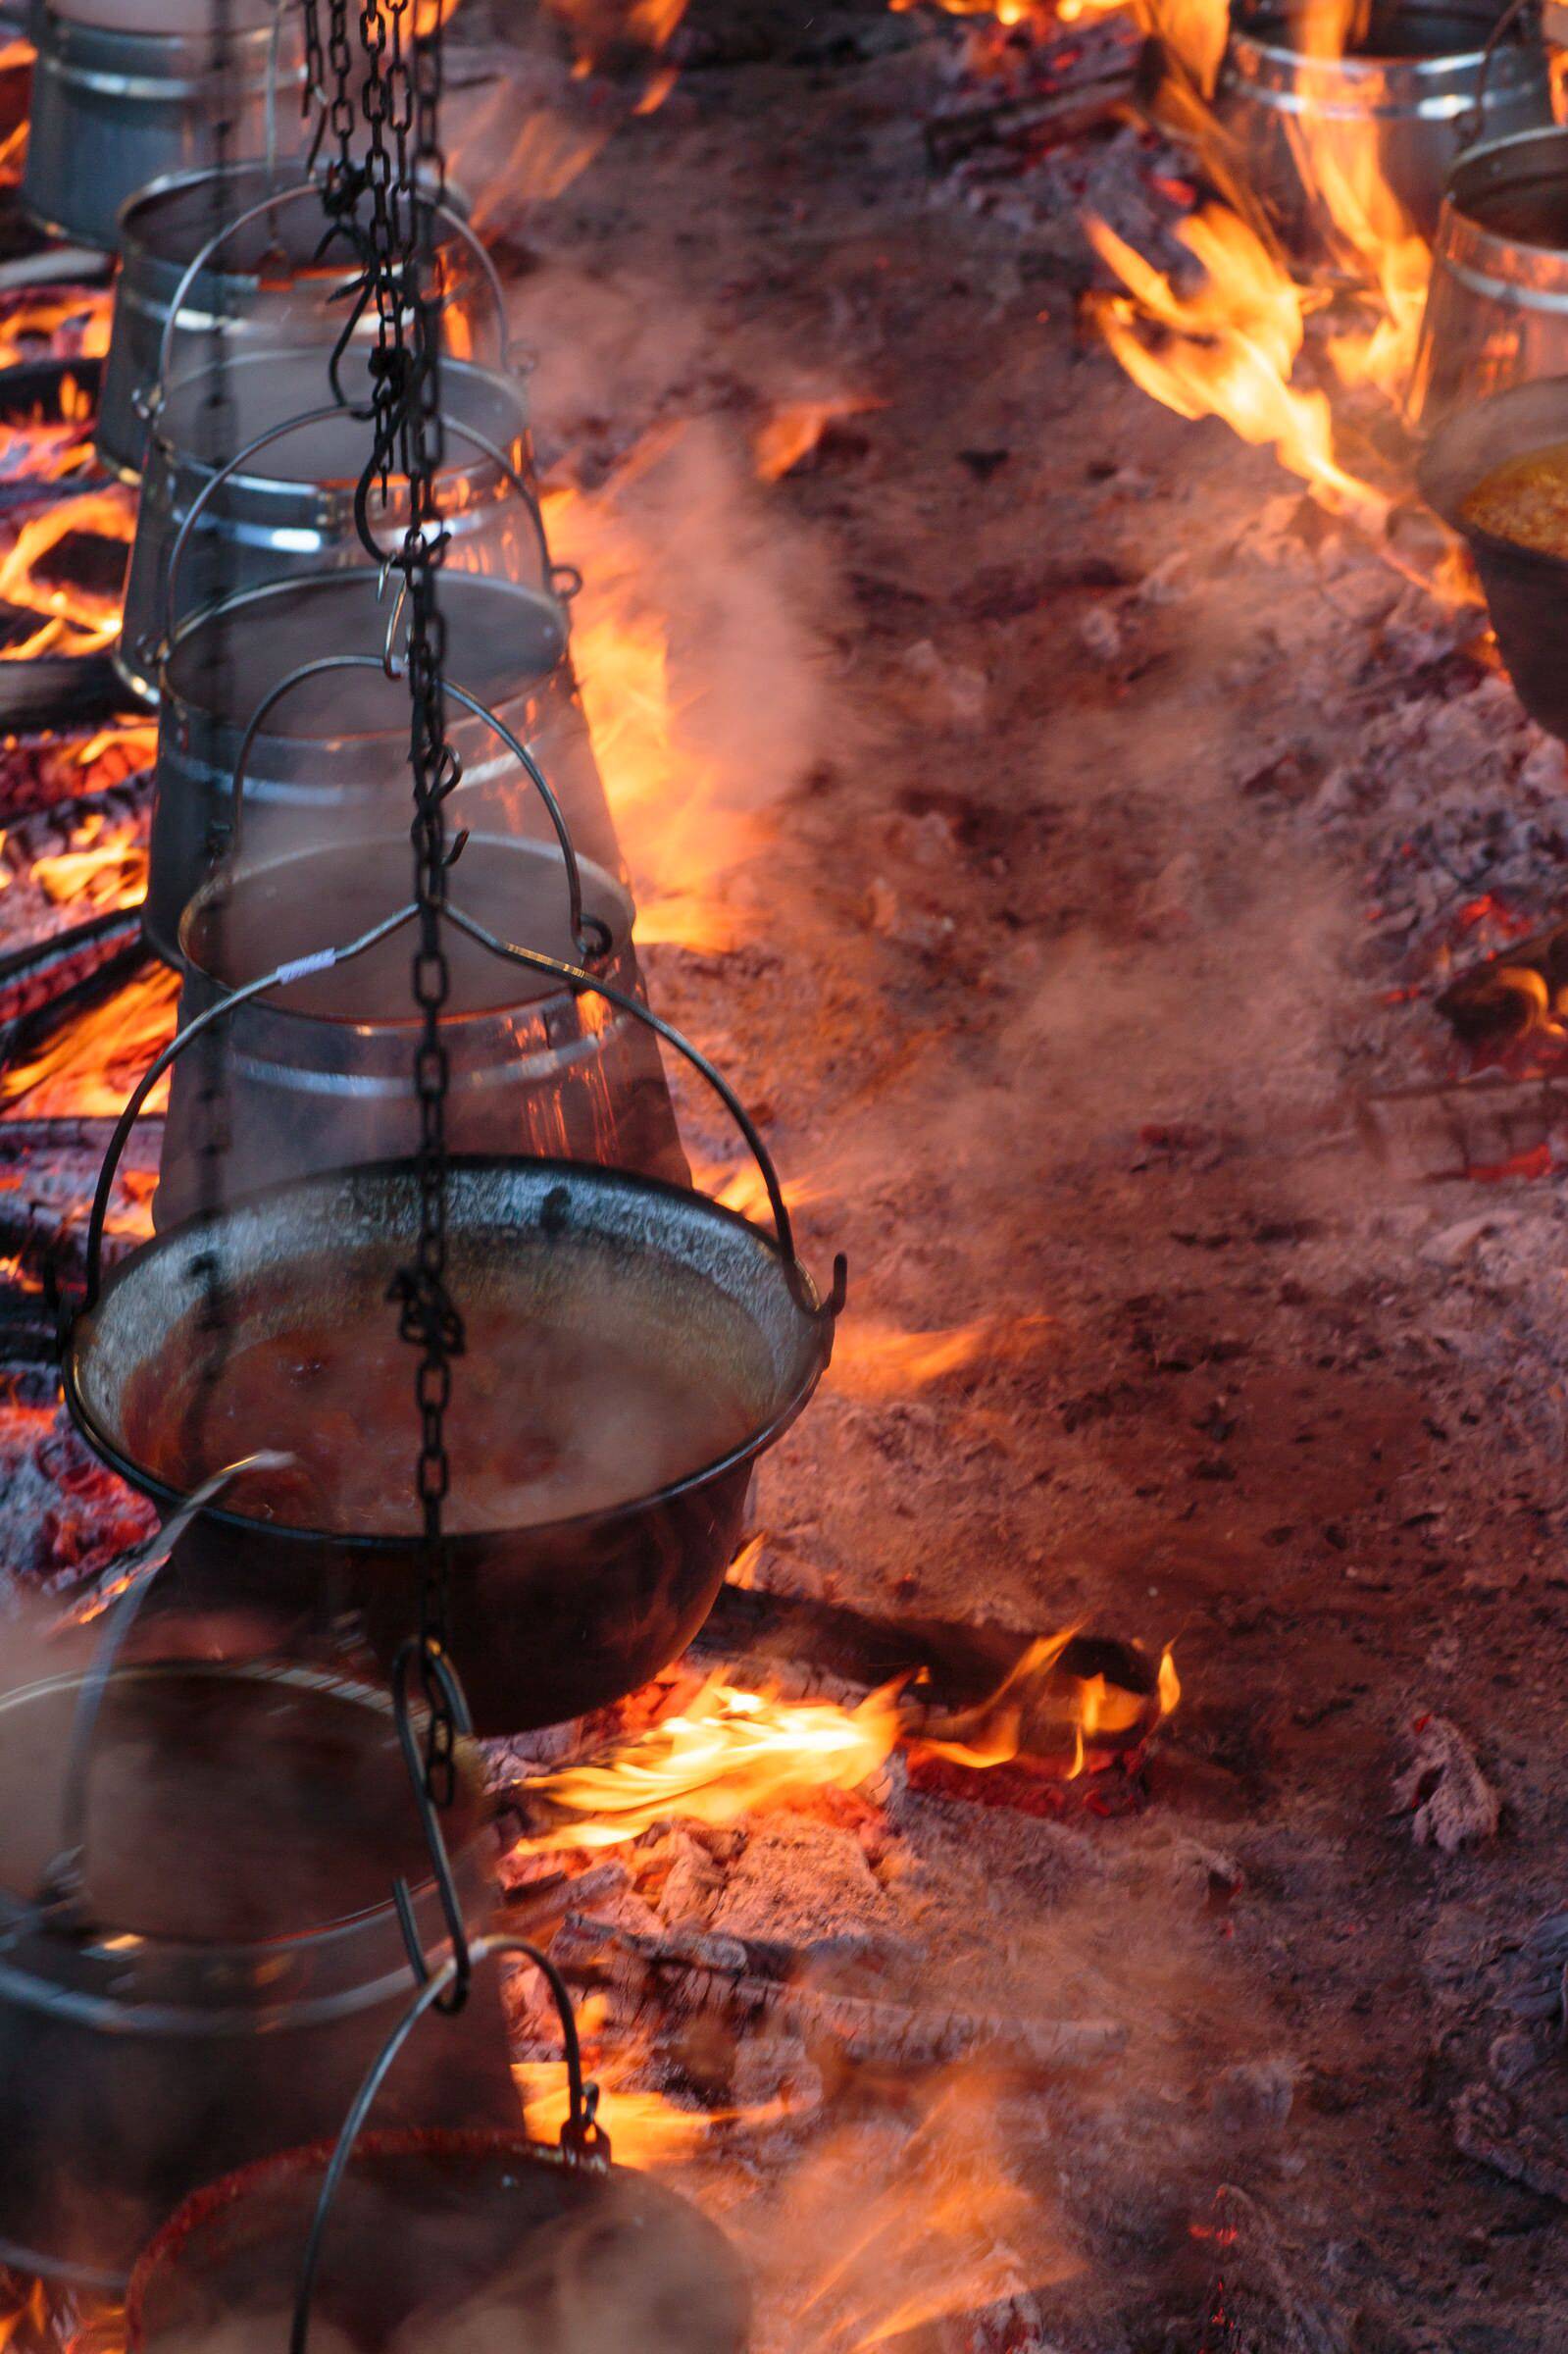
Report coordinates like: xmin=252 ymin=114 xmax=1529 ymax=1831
xmin=32 ymin=1450 xmax=296 ymax=1922
xmin=1455 ymin=0 xmax=1538 ymax=145
xmin=289 ymin=1934 xmax=610 ymax=2354
xmin=151 ymin=181 xmax=513 ymax=415
xmin=218 ymin=648 xmax=601 ymax=962
xmin=153 ymin=406 xmax=564 ymax=664
xmin=444 ymin=903 xmax=848 ymax=1325
xmin=77 ymin=901 xmax=418 ymax=1314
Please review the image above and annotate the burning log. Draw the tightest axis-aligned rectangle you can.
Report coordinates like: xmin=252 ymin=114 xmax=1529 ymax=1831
xmin=0 ymin=907 xmax=143 ymax=1032
xmin=924 ymin=63 xmax=1143 ymax=172
xmin=555 ymin=1914 xmax=1127 ymax=2073
xmin=0 ymin=714 xmax=152 ymax=822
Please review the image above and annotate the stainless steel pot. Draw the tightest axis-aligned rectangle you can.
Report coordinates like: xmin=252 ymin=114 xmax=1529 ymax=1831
xmin=0 ymin=1657 xmax=515 ymax=2288
xmin=1216 ymin=0 xmax=1550 ymax=253
xmin=64 ymin=975 xmax=842 ymax=1734
xmin=146 ymin=571 xmax=609 ymax=967
xmin=1409 ymin=126 xmax=1568 ymax=426
xmin=97 ymin=167 xmax=501 ymax=484
xmin=117 ymin=350 xmax=556 ymax=704
xmin=1419 ymin=371 xmax=1568 ymax=736
xmin=156 ymin=831 xmax=689 ymax=1221
xmin=22 ymin=0 xmax=307 ymax=255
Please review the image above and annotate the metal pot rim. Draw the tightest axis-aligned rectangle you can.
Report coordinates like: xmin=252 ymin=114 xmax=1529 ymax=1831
xmin=64 ymin=1152 xmax=834 ymax=1556
xmin=125 ymin=2125 xmax=748 ymax=2354
xmin=0 ymin=1659 xmax=491 ymax=1967
xmin=114 ymin=162 xmax=472 ymax=281
xmin=1227 ymin=5 xmax=1510 ymax=76
xmin=147 ymin=351 xmax=529 ymax=501
xmin=161 ymin=571 xmax=570 ymax=740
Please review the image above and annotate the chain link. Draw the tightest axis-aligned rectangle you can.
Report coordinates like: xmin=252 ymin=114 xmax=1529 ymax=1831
xmin=350 ymin=0 xmax=463 ymax=1811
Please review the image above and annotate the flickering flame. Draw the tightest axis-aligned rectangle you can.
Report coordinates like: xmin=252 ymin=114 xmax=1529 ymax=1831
xmin=27 ymin=812 xmax=147 ymax=915
xmin=0 ymin=966 xmax=178 ymax=1121
xmin=0 ymin=487 xmax=134 ymax=659
xmin=523 ymin=1677 xmax=904 ymax=1848
xmin=1084 ymin=0 xmax=1440 ymax=555
xmin=543 ymin=470 xmax=769 ymax=953
xmin=783 ymin=2071 xmax=1077 ymax=2353
xmin=544 ymin=0 xmax=690 ymax=72
xmin=826 ymin=1312 xmax=1050 ymax=1401
xmin=0 ymin=289 xmax=112 ymax=370
xmin=913 ymin=1630 xmax=1181 ymax=1777
xmin=754 ymin=396 xmax=882 ymax=485
xmin=1085 ymin=207 xmax=1390 ymax=530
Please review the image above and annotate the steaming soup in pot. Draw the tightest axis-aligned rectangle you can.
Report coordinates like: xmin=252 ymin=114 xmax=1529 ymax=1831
xmin=1459 ymin=440 xmax=1568 ymax=556
xmin=123 ymin=1239 xmax=769 ymax=1535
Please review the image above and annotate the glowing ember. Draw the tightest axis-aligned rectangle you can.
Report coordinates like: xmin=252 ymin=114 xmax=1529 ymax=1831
xmin=523 ymin=1679 xmax=904 ymax=1847
xmin=0 ymin=487 xmax=135 ymax=660
xmin=22 ymin=811 xmax=148 ymax=915
xmin=0 ymin=965 xmax=177 ymax=1122
xmin=0 ymin=289 xmax=112 ymax=371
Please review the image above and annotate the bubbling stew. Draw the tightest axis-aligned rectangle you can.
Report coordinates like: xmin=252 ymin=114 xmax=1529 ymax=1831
xmin=123 ymin=1245 xmax=766 ymax=1534
xmin=1461 ymin=440 xmax=1568 ymax=558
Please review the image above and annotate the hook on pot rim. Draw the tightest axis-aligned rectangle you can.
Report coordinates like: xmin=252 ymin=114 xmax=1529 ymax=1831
xmin=443 ymin=903 xmax=847 ymax=1326
xmin=288 ymin=1933 xmax=608 ymax=2354
xmin=155 ymin=178 xmax=513 ymax=398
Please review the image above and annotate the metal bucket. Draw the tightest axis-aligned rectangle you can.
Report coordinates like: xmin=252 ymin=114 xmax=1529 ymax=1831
xmin=22 ymin=0 xmax=307 ymax=255
xmin=127 ymin=2129 xmax=750 ymax=2354
xmin=155 ymin=831 xmax=689 ymax=1220
xmin=96 ymin=166 xmax=499 ymax=484
xmin=146 ymin=571 xmax=608 ymax=968
xmin=1409 ymin=126 xmax=1568 ymax=427
xmin=117 ymin=350 xmax=553 ymax=704
xmin=126 ymin=1940 xmax=748 ymax=2354
xmin=0 ymin=1658 xmax=516 ymax=2288
xmin=64 ymin=981 xmax=841 ymax=1733
xmin=1215 ymin=0 xmax=1550 ymax=253
xmin=1419 ymin=371 xmax=1568 ymax=736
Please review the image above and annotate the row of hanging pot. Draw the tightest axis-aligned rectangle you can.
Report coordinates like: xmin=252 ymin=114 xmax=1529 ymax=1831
xmin=4 ymin=3 xmax=836 ymax=2339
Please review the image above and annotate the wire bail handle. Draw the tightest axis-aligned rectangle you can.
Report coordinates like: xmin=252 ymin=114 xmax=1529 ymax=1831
xmin=208 ymin=645 xmax=603 ymax=961
xmin=149 ymin=179 xmax=512 ymax=415
xmin=26 ymin=1454 xmax=293 ymax=1929
xmin=152 ymin=406 xmax=565 ymax=662
xmin=288 ymin=1934 xmax=609 ymax=2354
xmin=1455 ymin=0 xmax=1539 ymax=144
xmin=75 ymin=901 xmax=846 ymax=1327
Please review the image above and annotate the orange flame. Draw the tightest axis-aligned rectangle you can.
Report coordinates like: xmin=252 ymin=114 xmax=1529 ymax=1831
xmin=1084 ymin=0 xmax=1439 ymax=557
xmin=0 ymin=966 xmax=178 ymax=1122
xmin=0 ymin=487 xmax=134 ymax=660
xmin=543 ymin=462 xmax=771 ymax=953
xmin=522 ymin=1677 xmax=904 ymax=1848
xmin=753 ymin=395 xmax=882 ymax=485
xmin=826 ymin=1312 xmax=1050 ymax=1401
xmin=28 ymin=812 xmax=147 ymax=916
xmin=0 ymin=290 xmax=111 ymax=371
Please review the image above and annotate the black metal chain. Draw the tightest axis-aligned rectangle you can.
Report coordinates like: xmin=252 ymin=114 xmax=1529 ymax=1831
xmin=350 ymin=0 xmax=465 ymax=1817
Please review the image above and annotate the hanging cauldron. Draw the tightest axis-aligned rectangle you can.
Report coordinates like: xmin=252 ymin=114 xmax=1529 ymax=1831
xmin=1215 ymin=0 xmax=1549 ymax=254
xmin=1409 ymin=126 xmax=1568 ymax=428
xmin=1419 ymin=371 xmax=1568 ymax=737
xmin=126 ymin=1941 xmax=750 ymax=2354
xmin=0 ymin=1655 xmax=517 ymax=2288
xmin=63 ymin=935 xmax=843 ymax=1734
xmin=117 ymin=349 xmax=558 ymax=704
xmin=145 ymin=570 xmax=609 ymax=967
xmin=155 ymin=825 xmax=689 ymax=1220
xmin=97 ymin=167 xmax=503 ymax=484
xmin=22 ymin=0 xmax=307 ymax=254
